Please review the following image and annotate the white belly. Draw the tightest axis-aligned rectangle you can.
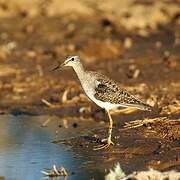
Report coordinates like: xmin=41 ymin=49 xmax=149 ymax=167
xmin=83 ymin=87 xmax=119 ymax=110
xmin=79 ymin=74 xmax=120 ymax=110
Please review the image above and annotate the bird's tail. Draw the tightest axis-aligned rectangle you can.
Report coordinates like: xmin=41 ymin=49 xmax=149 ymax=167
xmin=133 ymin=103 xmax=152 ymax=111
xmin=125 ymin=102 xmax=152 ymax=111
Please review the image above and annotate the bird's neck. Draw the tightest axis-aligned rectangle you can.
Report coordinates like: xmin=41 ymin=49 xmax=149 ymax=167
xmin=73 ymin=63 xmax=86 ymax=82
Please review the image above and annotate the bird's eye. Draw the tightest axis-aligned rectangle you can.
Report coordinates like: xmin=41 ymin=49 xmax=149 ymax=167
xmin=71 ymin=58 xmax=74 ymax=61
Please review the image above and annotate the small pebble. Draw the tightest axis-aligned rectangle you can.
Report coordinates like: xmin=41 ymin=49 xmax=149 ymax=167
xmin=155 ymin=41 xmax=162 ymax=48
xmin=72 ymin=122 xmax=78 ymax=128
xmin=124 ymin=37 xmax=133 ymax=49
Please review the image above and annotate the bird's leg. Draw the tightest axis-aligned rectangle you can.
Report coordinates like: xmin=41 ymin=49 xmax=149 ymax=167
xmin=94 ymin=110 xmax=114 ymax=150
xmin=107 ymin=109 xmax=114 ymax=145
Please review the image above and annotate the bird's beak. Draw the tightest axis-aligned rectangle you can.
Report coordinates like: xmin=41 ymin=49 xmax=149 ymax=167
xmin=52 ymin=61 xmax=66 ymax=71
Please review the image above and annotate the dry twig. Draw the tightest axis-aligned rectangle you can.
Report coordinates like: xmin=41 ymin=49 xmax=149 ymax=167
xmin=123 ymin=117 xmax=167 ymax=130
xmin=41 ymin=165 xmax=68 ymax=179
xmin=41 ymin=98 xmax=55 ymax=108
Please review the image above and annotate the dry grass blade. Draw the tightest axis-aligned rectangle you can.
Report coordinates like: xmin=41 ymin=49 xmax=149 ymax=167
xmin=61 ymin=88 xmax=69 ymax=103
xmin=63 ymin=93 xmax=88 ymax=104
xmin=41 ymin=165 xmax=68 ymax=178
xmin=41 ymin=98 xmax=55 ymax=108
xmin=105 ymin=163 xmax=180 ymax=180
xmin=161 ymin=100 xmax=180 ymax=115
xmin=41 ymin=118 xmax=52 ymax=127
xmin=123 ymin=117 xmax=167 ymax=130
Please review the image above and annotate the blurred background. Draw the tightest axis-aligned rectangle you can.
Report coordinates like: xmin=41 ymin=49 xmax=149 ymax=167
xmin=0 ymin=0 xmax=179 ymax=180
xmin=0 ymin=0 xmax=180 ymax=111
xmin=0 ymin=0 xmax=179 ymax=113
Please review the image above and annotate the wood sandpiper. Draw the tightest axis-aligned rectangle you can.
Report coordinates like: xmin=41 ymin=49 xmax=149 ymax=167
xmin=53 ymin=56 xmax=152 ymax=150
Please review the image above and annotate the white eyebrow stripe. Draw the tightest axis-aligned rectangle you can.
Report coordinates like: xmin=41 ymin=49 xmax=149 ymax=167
xmin=65 ymin=59 xmax=71 ymax=63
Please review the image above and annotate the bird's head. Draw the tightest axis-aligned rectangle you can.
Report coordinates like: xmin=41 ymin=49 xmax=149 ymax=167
xmin=52 ymin=56 xmax=80 ymax=71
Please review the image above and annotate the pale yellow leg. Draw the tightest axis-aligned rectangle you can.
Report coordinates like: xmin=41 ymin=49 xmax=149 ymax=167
xmin=94 ymin=110 xmax=114 ymax=150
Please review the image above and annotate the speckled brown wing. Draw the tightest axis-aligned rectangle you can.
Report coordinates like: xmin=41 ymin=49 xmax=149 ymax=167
xmin=94 ymin=75 xmax=151 ymax=111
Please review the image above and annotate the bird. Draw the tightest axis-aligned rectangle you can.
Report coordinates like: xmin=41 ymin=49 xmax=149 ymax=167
xmin=53 ymin=55 xmax=152 ymax=150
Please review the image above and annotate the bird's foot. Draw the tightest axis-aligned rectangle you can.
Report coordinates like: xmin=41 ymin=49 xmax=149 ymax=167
xmin=93 ymin=138 xmax=114 ymax=150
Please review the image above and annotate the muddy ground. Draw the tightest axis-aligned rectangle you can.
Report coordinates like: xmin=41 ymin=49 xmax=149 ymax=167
xmin=0 ymin=0 xmax=179 ymax=176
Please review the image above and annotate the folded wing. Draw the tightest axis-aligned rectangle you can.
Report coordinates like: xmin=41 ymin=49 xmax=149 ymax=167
xmin=94 ymin=76 xmax=151 ymax=111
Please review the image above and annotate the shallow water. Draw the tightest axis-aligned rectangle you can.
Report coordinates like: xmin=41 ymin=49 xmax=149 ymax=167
xmin=0 ymin=114 xmax=178 ymax=180
xmin=0 ymin=115 xmax=104 ymax=180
